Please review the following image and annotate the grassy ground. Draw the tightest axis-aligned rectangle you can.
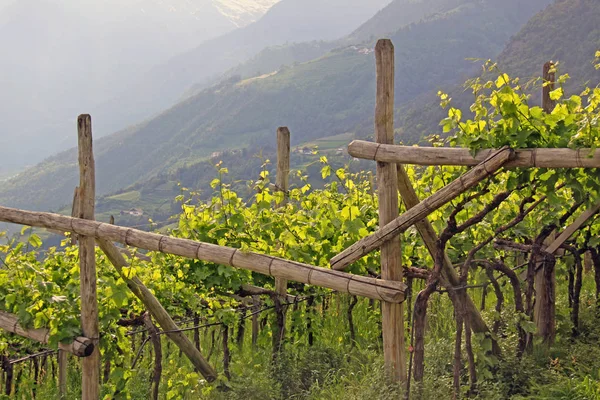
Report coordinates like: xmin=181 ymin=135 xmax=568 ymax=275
xmin=11 ymin=281 xmax=600 ymax=400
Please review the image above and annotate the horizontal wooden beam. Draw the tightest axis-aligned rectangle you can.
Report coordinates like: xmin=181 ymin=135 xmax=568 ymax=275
xmin=348 ymin=140 xmax=600 ymax=169
xmin=47 ymin=227 xmax=152 ymax=261
xmin=0 ymin=206 xmax=406 ymax=304
xmin=330 ymin=147 xmax=514 ymax=270
xmin=0 ymin=311 xmax=93 ymax=357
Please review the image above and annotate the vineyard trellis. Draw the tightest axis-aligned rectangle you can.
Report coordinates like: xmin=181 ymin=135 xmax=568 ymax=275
xmin=0 ymin=38 xmax=598 ymax=399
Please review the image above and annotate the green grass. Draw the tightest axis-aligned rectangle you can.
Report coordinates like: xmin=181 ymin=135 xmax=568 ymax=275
xmin=5 ymin=284 xmax=600 ymax=400
xmin=296 ymin=132 xmax=355 ymax=152
xmin=105 ymin=191 xmax=142 ymax=202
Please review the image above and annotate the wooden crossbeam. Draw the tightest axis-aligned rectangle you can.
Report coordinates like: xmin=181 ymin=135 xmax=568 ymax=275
xmin=0 ymin=206 xmax=406 ymax=304
xmin=330 ymin=147 xmax=514 ymax=270
xmin=546 ymin=201 xmax=600 ymax=255
xmin=395 ymin=165 xmax=498 ymax=351
xmin=348 ymin=140 xmax=600 ymax=169
xmin=514 ymin=201 xmax=600 ymax=277
xmin=0 ymin=311 xmax=93 ymax=357
xmin=97 ymin=237 xmax=218 ymax=381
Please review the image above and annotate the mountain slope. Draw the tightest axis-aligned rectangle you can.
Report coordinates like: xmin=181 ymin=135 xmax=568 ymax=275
xmin=0 ymin=0 xmax=279 ymax=173
xmin=91 ymin=0 xmax=392 ymax=140
xmin=0 ymin=0 xmax=551 ymax=212
xmin=347 ymin=0 xmax=465 ymax=42
xmin=396 ymin=0 xmax=600 ymax=144
xmin=191 ymin=0 xmax=457 ymax=97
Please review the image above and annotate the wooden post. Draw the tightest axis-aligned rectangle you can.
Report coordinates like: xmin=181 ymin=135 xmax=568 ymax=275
xmin=70 ymin=188 xmax=80 ymax=246
xmin=542 ymin=61 xmax=556 ymax=114
xmin=58 ymin=351 xmax=67 ymax=399
xmin=273 ymin=127 xmax=290 ymax=356
xmin=0 ymin=206 xmax=406 ymax=303
xmin=77 ymin=114 xmax=100 ymax=399
xmin=375 ymin=39 xmax=406 ymax=382
xmin=275 ymin=127 xmax=290 ymax=296
xmin=533 ymin=201 xmax=600 ymax=341
xmin=142 ymin=313 xmax=162 ymax=400
xmin=251 ymin=296 xmax=260 ymax=348
xmin=534 ymin=62 xmax=557 ymax=343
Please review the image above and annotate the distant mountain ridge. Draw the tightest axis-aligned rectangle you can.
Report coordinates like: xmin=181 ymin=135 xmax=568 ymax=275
xmin=214 ymin=0 xmax=281 ymax=27
xmin=347 ymin=0 xmax=465 ymax=42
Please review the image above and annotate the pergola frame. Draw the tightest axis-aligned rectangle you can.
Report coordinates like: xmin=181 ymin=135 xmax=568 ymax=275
xmin=0 ymin=39 xmax=598 ymax=397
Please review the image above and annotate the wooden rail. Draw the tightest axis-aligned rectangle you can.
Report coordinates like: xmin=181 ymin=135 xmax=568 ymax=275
xmin=0 ymin=207 xmax=406 ymax=304
xmin=330 ymin=147 xmax=514 ymax=270
xmin=395 ymin=164 xmax=498 ymax=352
xmin=0 ymin=311 xmax=93 ymax=357
xmin=348 ymin=140 xmax=600 ymax=169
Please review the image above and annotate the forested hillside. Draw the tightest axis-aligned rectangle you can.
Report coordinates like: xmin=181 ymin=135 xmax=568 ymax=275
xmin=1 ymin=1 xmax=600 ymax=399
xmin=346 ymin=0 xmax=465 ymax=42
xmin=91 ymin=0 xmax=392 ymax=141
xmin=0 ymin=0 xmax=550 ymax=213
xmin=397 ymin=0 xmax=600 ymax=143
xmin=0 ymin=60 xmax=599 ymax=398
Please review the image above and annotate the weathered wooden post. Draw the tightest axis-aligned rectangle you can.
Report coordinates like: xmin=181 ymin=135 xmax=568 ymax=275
xmin=272 ymin=127 xmax=291 ymax=357
xmin=275 ymin=126 xmax=290 ymax=296
xmin=142 ymin=313 xmax=162 ymax=400
xmin=375 ymin=39 xmax=406 ymax=382
xmin=542 ymin=61 xmax=556 ymax=113
xmin=77 ymin=114 xmax=100 ymax=398
xmin=535 ymin=62 xmax=557 ymax=343
xmin=58 ymin=351 xmax=67 ymax=399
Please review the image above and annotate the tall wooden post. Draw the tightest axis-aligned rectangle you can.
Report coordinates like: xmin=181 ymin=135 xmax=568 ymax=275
xmin=77 ymin=115 xmax=100 ymax=399
xmin=58 ymin=351 xmax=67 ymax=399
xmin=273 ymin=127 xmax=290 ymax=357
xmin=535 ymin=62 xmax=557 ymax=343
xmin=542 ymin=61 xmax=556 ymax=114
xmin=275 ymin=127 xmax=291 ymax=295
xmin=375 ymin=39 xmax=406 ymax=382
